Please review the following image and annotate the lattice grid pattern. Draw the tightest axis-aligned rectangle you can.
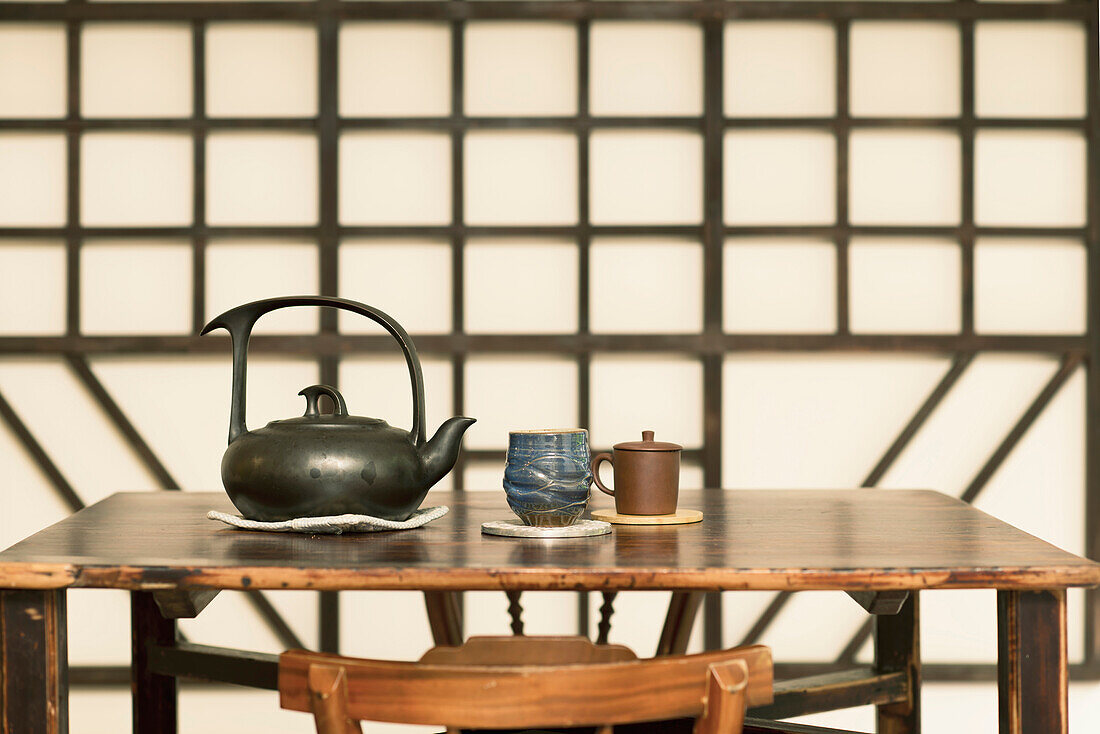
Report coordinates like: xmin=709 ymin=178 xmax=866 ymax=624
xmin=0 ymin=0 xmax=1097 ymax=689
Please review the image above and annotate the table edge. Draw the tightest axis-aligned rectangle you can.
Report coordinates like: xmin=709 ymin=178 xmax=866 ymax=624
xmin=2 ymin=562 xmax=1098 ymax=592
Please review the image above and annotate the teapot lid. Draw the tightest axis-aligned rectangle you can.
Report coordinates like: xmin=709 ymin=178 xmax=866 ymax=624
xmin=269 ymin=384 xmax=386 ymax=428
xmin=613 ymin=430 xmax=682 ymax=452
xmin=272 ymin=413 xmax=386 ymax=428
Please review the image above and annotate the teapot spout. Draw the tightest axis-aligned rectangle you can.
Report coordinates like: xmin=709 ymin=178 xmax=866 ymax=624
xmin=421 ymin=417 xmax=476 ymax=487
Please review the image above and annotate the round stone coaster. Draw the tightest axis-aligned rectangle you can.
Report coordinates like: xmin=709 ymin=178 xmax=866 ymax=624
xmin=481 ymin=518 xmax=612 ymax=538
xmin=590 ymin=508 xmax=703 ymax=526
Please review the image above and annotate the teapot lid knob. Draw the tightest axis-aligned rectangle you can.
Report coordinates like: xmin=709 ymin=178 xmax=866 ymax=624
xmin=642 ymin=430 xmax=655 ymax=442
xmin=299 ymin=385 xmax=348 ymax=418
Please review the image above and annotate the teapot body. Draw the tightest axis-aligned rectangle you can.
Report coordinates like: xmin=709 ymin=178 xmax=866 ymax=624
xmin=222 ymin=422 xmax=430 ymax=522
xmin=202 ymin=297 xmax=474 ymax=522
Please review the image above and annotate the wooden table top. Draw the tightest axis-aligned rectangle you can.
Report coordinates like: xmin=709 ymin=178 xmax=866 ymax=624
xmin=2 ymin=490 xmax=1098 ymax=592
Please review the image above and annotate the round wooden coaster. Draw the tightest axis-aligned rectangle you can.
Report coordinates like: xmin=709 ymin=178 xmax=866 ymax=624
xmin=590 ymin=508 xmax=703 ymax=526
xmin=481 ymin=518 xmax=612 ymax=538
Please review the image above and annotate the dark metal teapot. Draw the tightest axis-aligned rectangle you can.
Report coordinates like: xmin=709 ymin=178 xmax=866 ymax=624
xmin=202 ymin=296 xmax=475 ymax=522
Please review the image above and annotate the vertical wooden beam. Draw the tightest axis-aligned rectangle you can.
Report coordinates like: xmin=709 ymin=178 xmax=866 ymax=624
xmin=64 ymin=18 xmax=80 ymax=339
xmin=998 ymin=590 xmax=1068 ymax=734
xmin=834 ymin=19 xmax=851 ymax=336
xmin=1083 ymin=0 xmax=1100 ymax=672
xmin=700 ymin=5 xmax=725 ymax=652
xmin=317 ymin=0 xmax=343 ymax=657
xmin=1 ymin=589 xmax=68 ymax=734
xmin=874 ymin=590 xmax=919 ymax=734
xmin=959 ymin=12 xmax=976 ymax=337
xmin=132 ymin=591 xmax=177 ymax=734
xmin=424 ymin=592 xmax=463 ymax=648
xmin=575 ymin=16 xmax=592 ymax=638
xmin=318 ymin=592 xmax=340 ymax=654
xmin=447 ymin=8 xmax=470 ymax=632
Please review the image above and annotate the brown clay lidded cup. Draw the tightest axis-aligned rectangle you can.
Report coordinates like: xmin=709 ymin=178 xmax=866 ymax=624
xmin=591 ymin=431 xmax=682 ymax=515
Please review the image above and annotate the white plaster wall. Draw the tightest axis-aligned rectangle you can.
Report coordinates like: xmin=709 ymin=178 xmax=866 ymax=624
xmin=0 ymin=13 xmax=1096 ymax=732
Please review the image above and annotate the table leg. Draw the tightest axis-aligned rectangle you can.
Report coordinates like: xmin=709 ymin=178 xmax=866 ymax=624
xmin=874 ymin=590 xmax=920 ymax=734
xmin=1 ymin=589 xmax=68 ymax=734
xmin=997 ymin=589 xmax=1067 ymax=734
xmin=132 ymin=591 xmax=177 ymax=734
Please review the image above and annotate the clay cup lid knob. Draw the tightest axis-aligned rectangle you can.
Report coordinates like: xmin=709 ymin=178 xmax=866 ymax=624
xmin=613 ymin=430 xmax=683 ymax=452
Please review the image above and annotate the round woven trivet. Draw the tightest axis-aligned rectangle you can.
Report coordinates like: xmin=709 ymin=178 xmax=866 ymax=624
xmin=480 ymin=518 xmax=611 ymax=538
xmin=590 ymin=508 xmax=703 ymax=525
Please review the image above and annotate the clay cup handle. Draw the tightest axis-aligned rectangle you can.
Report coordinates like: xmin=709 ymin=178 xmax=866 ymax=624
xmin=591 ymin=453 xmax=615 ymax=497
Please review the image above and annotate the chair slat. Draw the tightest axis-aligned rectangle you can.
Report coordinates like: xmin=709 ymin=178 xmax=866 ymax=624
xmin=419 ymin=635 xmax=637 ymax=666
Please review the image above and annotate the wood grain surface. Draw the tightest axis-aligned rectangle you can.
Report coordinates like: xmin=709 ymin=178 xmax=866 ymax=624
xmin=279 ymin=643 xmax=772 ymax=729
xmin=418 ymin=635 xmax=637 ymax=666
xmin=1 ymin=490 xmax=1098 ymax=592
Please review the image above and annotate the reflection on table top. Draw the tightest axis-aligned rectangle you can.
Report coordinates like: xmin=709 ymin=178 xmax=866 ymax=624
xmin=2 ymin=489 xmax=1098 ymax=593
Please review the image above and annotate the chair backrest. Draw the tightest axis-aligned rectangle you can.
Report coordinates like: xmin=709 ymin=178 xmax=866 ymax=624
xmin=279 ymin=636 xmax=772 ymax=733
xmin=419 ymin=634 xmax=638 ymax=666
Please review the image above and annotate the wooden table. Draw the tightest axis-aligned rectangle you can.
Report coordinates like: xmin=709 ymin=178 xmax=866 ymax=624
xmin=1 ymin=490 xmax=1098 ymax=734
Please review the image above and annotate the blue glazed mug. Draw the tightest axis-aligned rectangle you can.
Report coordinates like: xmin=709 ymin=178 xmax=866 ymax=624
xmin=504 ymin=429 xmax=593 ymax=527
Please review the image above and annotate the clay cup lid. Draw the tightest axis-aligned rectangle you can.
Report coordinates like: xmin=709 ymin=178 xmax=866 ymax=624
xmin=613 ymin=430 xmax=682 ymax=452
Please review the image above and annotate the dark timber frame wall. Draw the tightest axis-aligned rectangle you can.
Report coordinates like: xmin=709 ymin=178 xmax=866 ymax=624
xmin=0 ymin=0 xmax=1097 ymax=685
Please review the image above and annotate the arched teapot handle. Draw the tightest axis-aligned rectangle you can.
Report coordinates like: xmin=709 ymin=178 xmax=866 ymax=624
xmin=201 ymin=296 xmax=427 ymax=447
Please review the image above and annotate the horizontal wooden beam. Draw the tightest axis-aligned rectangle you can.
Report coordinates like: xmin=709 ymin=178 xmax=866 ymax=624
xmin=749 ymin=667 xmax=906 ymax=720
xmin=0 ymin=116 xmax=1088 ymax=134
xmin=0 ymin=224 xmax=1086 ymax=240
xmin=0 ymin=1 xmax=1090 ymax=23
xmin=64 ymin=658 xmax=1100 ymax=687
xmin=146 ymin=642 xmax=279 ymax=690
xmin=0 ymin=333 xmax=1085 ymax=357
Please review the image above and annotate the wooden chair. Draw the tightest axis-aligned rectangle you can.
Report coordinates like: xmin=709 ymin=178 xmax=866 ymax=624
xmin=279 ymin=636 xmax=773 ymax=734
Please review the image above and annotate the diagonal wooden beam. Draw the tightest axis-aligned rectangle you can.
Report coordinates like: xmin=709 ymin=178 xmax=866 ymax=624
xmin=738 ymin=355 xmax=973 ymax=648
xmin=65 ymin=355 xmax=181 ymax=490
xmin=0 ymin=386 xmax=84 ymax=512
xmin=835 ymin=620 xmax=874 ymax=666
xmin=960 ymin=354 xmax=1082 ymax=504
xmin=739 ymin=592 xmax=790 ymax=647
xmin=243 ymin=588 xmax=305 ymax=652
xmin=65 ymin=356 xmax=304 ymax=649
xmin=861 ymin=353 xmax=974 ymax=488
xmin=657 ymin=591 xmax=705 ymax=656
xmin=835 ymin=355 xmax=1083 ymax=667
